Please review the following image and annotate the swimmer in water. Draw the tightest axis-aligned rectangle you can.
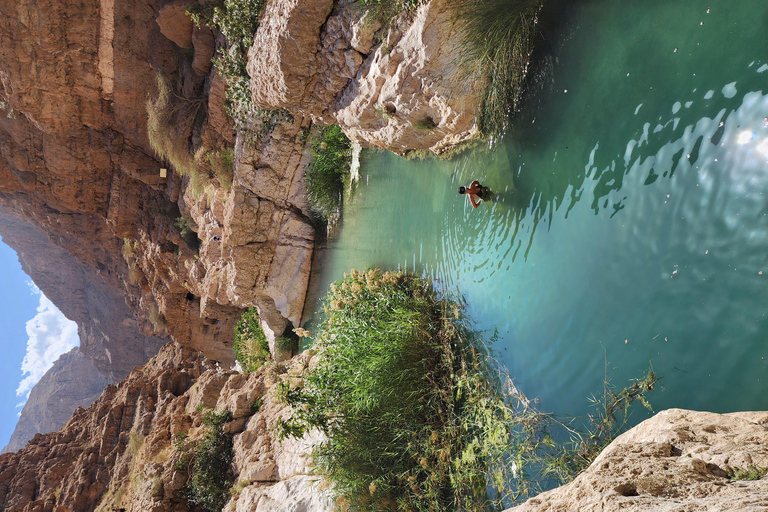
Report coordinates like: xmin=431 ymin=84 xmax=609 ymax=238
xmin=458 ymin=180 xmax=484 ymax=208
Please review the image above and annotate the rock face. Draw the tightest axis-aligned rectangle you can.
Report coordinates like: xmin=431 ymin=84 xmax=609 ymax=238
xmin=0 ymin=209 xmax=165 ymax=379
xmin=507 ymin=409 xmax=768 ymax=512
xmin=2 ymin=348 xmax=112 ymax=455
xmin=0 ymin=0 xmax=319 ymax=374
xmin=248 ymin=0 xmax=480 ymax=155
xmin=0 ymin=343 xmax=332 ymax=512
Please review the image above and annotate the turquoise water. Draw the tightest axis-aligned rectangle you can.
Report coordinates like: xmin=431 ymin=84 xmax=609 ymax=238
xmin=312 ymin=1 xmax=768 ymax=419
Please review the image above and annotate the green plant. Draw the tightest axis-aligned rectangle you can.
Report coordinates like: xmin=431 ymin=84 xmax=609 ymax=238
xmin=360 ymin=0 xmax=422 ymax=26
xmin=413 ymin=115 xmax=437 ymax=131
xmin=510 ymin=368 xmax=658 ymax=494
xmin=187 ymin=0 xmax=291 ymax=138
xmin=233 ymin=307 xmax=272 ymax=372
xmin=173 ymin=432 xmax=195 ymax=472
xmin=229 ymin=479 xmax=251 ymax=498
xmin=278 ymin=269 xmax=516 ymax=510
xmin=146 ymin=73 xmax=205 ymax=179
xmin=187 ymin=410 xmax=235 ymax=511
xmin=728 ymin=466 xmax=768 ymax=481
xmin=303 ymin=125 xmax=352 ymax=222
xmin=454 ymin=0 xmax=543 ymax=138
xmin=278 ymin=269 xmax=658 ymax=510
xmin=175 ymin=216 xmax=201 ymax=251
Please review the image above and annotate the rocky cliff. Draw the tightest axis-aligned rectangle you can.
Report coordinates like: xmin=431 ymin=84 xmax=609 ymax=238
xmin=506 ymin=409 xmax=768 ymax=512
xmin=0 ymin=343 xmax=332 ymax=512
xmin=2 ymin=347 xmax=112 ymax=455
xmin=248 ymin=0 xmax=480 ymax=155
xmin=0 ymin=0 xmax=483 ymax=384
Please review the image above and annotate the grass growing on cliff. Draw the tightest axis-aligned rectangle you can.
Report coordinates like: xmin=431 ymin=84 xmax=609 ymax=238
xmin=146 ymin=73 xmax=202 ymax=178
xmin=277 ymin=269 xmax=658 ymax=509
xmin=360 ymin=0 xmax=422 ymax=25
xmin=187 ymin=0 xmax=293 ymax=137
xmin=187 ymin=410 xmax=235 ymax=511
xmin=146 ymin=74 xmax=235 ymax=197
xmin=454 ymin=0 xmax=543 ymax=138
xmin=304 ymin=125 xmax=353 ymax=223
xmin=234 ymin=307 xmax=272 ymax=372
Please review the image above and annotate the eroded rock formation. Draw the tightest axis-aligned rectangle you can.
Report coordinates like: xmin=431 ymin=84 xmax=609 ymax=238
xmin=248 ymin=0 xmax=480 ymax=155
xmin=0 ymin=343 xmax=332 ymax=512
xmin=507 ymin=409 xmax=768 ymax=512
xmin=0 ymin=0 xmax=319 ymax=372
xmin=2 ymin=347 xmax=112 ymax=455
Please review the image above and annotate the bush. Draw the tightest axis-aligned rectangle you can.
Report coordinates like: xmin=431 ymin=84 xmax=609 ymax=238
xmin=278 ymin=269 xmax=517 ymax=510
xmin=278 ymin=269 xmax=657 ymax=510
xmin=233 ymin=307 xmax=272 ymax=372
xmin=146 ymin=73 xmax=204 ymax=179
xmin=188 ymin=410 xmax=234 ymax=511
xmin=187 ymin=0 xmax=291 ymax=137
xmin=303 ymin=125 xmax=352 ymax=222
xmin=454 ymin=0 xmax=543 ymax=138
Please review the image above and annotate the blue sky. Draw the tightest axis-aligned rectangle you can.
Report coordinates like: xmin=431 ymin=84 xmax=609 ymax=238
xmin=0 ymin=237 xmax=79 ymax=449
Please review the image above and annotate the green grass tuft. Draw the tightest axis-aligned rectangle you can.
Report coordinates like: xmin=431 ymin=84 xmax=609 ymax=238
xmin=728 ymin=466 xmax=768 ymax=481
xmin=413 ymin=115 xmax=437 ymax=131
xmin=233 ymin=307 xmax=272 ymax=372
xmin=303 ymin=125 xmax=352 ymax=223
xmin=454 ymin=0 xmax=543 ymax=139
xmin=360 ymin=0 xmax=422 ymax=26
xmin=146 ymin=73 xmax=204 ymax=180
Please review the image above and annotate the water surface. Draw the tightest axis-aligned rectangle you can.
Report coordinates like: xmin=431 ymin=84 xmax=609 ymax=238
xmin=312 ymin=1 xmax=768 ymax=419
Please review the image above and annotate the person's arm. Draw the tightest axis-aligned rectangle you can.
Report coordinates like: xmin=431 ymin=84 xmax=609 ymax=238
xmin=470 ymin=195 xmax=481 ymax=208
xmin=470 ymin=180 xmax=481 ymax=189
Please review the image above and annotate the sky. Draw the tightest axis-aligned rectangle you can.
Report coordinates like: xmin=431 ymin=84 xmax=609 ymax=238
xmin=0 ymin=236 xmax=79 ymax=449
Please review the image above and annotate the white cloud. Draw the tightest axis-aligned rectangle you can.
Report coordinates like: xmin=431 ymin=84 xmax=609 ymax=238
xmin=15 ymin=292 xmax=79 ymax=400
xmin=26 ymin=280 xmax=40 ymax=295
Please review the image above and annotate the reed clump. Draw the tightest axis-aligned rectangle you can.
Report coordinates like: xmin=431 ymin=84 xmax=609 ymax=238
xmin=277 ymin=269 xmax=657 ymax=510
xmin=455 ymin=0 xmax=543 ymax=138
xmin=303 ymin=125 xmax=352 ymax=223
xmin=146 ymin=74 xmax=234 ymax=197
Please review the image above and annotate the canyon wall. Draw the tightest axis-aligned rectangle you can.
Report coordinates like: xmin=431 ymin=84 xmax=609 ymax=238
xmin=0 ymin=343 xmax=332 ymax=512
xmin=2 ymin=347 xmax=112 ymax=455
xmin=0 ymin=0 xmax=483 ymax=376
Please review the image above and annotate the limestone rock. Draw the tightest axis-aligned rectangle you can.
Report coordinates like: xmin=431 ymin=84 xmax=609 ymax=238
xmin=248 ymin=0 xmax=480 ymax=154
xmin=506 ymin=409 xmax=768 ymax=512
xmin=156 ymin=1 xmax=194 ymax=49
xmin=0 ymin=343 xmax=332 ymax=512
xmin=2 ymin=348 xmax=112 ymax=454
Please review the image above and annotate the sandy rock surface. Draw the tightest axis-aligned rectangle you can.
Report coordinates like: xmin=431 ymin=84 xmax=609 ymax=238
xmin=507 ymin=409 xmax=768 ymax=512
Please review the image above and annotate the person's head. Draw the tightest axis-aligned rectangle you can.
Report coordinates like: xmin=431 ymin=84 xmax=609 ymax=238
xmin=458 ymin=186 xmax=466 ymax=194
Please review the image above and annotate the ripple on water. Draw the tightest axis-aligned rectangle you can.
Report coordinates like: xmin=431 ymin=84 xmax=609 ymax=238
xmin=314 ymin=2 xmax=768 ymax=418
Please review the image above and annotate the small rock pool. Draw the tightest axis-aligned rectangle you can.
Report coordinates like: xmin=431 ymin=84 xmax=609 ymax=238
xmin=310 ymin=0 xmax=768 ymax=420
